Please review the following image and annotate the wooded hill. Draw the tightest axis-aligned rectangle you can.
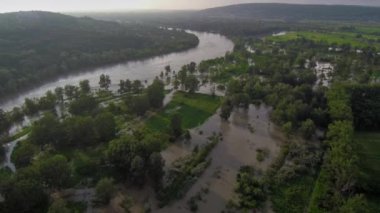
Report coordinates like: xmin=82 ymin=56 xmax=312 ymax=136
xmin=199 ymin=3 xmax=380 ymax=22
xmin=0 ymin=11 xmax=198 ymax=99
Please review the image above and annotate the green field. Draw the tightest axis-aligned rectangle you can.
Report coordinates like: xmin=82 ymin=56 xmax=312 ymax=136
xmin=355 ymin=132 xmax=380 ymax=190
xmin=268 ymin=31 xmax=380 ymax=49
xmin=354 ymin=132 xmax=380 ymax=211
xmin=146 ymin=92 xmax=221 ymax=132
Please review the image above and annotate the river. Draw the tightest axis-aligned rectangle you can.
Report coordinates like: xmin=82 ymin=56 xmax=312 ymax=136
xmin=0 ymin=30 xmax=234 ymax=111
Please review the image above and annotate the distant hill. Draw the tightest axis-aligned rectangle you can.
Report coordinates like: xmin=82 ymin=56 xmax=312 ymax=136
xmin=199 ymin=3 xmax=380 ymax=22
xmin=0 ymin=11 xmax=198 ymax=99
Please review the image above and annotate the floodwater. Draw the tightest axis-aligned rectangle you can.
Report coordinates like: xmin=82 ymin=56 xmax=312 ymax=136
xmin=1 ymin=134 xmax=28 ymax=172
xmin=156 ymin=104 xmax=284 ymax=212
xmin=0 ymin=30 xmax=234 ymax=111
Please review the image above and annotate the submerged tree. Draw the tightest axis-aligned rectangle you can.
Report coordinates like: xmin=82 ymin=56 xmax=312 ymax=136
xmin=99 ymin=74 xmax=111 ymax=90
xmin=171 ymin=113 xmax=183 ymax=138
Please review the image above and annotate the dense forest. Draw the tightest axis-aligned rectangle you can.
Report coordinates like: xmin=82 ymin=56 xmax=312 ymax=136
xmin=0 ymin=11 xmax=199 ymax=99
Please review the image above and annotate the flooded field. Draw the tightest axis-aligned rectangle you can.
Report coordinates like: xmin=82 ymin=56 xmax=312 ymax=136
xmin=124 ymin=104 xmax=285 ymax=212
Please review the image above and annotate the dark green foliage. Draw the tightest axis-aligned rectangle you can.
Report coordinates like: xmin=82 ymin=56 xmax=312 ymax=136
xmin=128 ymin=94 xmax=150 ymax=116
xmin=105 ymin=133 xmax=164 ymax=180
xmin=9 ymin=107 xmax=24 ymax=124
xmin=38 ymin=91 xmax=57 ymax=111
xmin=11 ymin=141 xmax=37 ymax=168
xmin=68 ymin=95 xmax=98 ymax=115
xmin=170 ymin=113 xmax=183 ymax=138
xmin=300 ymin=119 xmax=316 ymax=139
xmin=29 ymin=113 xmax=64 ymax=147
xmin=130 ymin=156 xmax=145 ymax=186
xmin=48 ymin=198 xmax=70 ymax=213
xmin=235 ymin=166 xmax=266 ymax=210
xmin=99 ymin=74 xmax=111 ymax=90
xmin=95 ymin=178 xmax=115 ymax=205
xmin=220 ymin=99 xmax=233 ymax=120
xmin=184 ymin=75 xmax=200 ymax=94
xmin=147 ymin=78 xmax=165 ymax=108
xmin=348 ymin=85 xmax=380 ymax=131
xmin=35 ymin=155 xmax=71 ymax=189
xmin=3 ymin=179 xmax=49 ymax=213
xmin=79 ymin=80 xmax=91 ymax=94
xmin=94 ymin=112 xmax=116 ymax=142
xmin=63 ymin=116 xmax=98 ymax=147
xmin=0 ymin=109 xmax=10 ymax=135
xmin=149 ymin=152 xmax=165 ymax=190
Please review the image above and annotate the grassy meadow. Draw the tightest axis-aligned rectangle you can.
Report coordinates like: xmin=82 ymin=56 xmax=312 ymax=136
xmin=268 ymin=30 xmax=380 ymax=49
xmin=146 ymin=91 xmax=221 ymax=132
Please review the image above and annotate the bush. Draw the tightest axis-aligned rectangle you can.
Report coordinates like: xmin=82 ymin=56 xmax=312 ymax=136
xmin=95 ymin=178 xmax=115 ymax=205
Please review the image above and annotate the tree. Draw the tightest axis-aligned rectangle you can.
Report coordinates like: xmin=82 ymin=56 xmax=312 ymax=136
xmin=147 ymin=79 xmax=165 ymax=108
xmin=12 ymin=141 xmax=37 ymax=168
xmin=10 ymin=107 xmax=24 ymax=125
xmin=68 ymin=95 xmax=98 ymax=116
xmin=236 ymin=166 xmax=266 ymax=211
xmin=64 ymin=116 xmax=98 ymax=147
xmin=300 ymin=119 xmax=316 ymax=139
xmin=38 ymin=91 xmax=57 ymax=111
xmin=79 ymin=80 xmax=91 ymax=94
xmin=99 ymin=74 xmax=111 ymax=90
xmin=0 ymin=109 xmax=10 ymax=135
xmin=118 ymin=80 xmax=125 ymax=94
xmin=106 ymin=136 xmax=139 ymax=172
xmin=130 ymin=156 xmax=145 ymax=186
xmin=128 ymin=95 xmax=150 ymax=116
xmin=149 ymin=152 xmax=165 ymax=190
xmin=48 ymin=198 xmax=70 ymax=213
xmin=132 ymin=80 xmax=143 ymax=94
xmin=178 ymin=69 xmax=187 ymax=86
xmin=220 ymin=99 xmax=233 ymax=120
xmin=64 ymin=85 xmax=79 ymax=100
xmin=185 ymin=75 xmax=200 ymax=94
xmin=338 ymin=195 xmax=370 ymax=213
xmin=29 ymin=113 xmax=64 ymax=147
xmin=189 ymin=62 xmax=197 ymax=73
xmin=23 ymin=98 xmax=39 ymax=116
xmin=282 ymin=122 xmax=293 ymax=139
xmin=3 ymin=179 xmax=49 ymax=213
xmin=54 ymin=87 xmax=64 ymax=103
xmin=94 ymin=112 xmax=116 ymax=142
xmin=36 ymin=155 xmax=71 ymax=189
xmin=125 ymin=79 xmax=132 ymax=93
xmin=95 ymin=178 xmax=115 ymax=205
xmin=171 ymin=113 xmax=183 ymax=138
xmin=165 ymin=65 xmax=171 ymax=73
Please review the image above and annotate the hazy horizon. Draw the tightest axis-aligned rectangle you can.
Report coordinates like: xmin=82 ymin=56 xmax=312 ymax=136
xmin=1 ymin=0 xmax=380 ymax=13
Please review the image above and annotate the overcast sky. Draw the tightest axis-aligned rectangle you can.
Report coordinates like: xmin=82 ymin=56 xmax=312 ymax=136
xmin=1 ymin=0 xmax=379 ymax=13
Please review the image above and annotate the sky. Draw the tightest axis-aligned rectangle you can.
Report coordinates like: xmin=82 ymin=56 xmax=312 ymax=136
xmin=1 ymin=0 xmax=379 ymax=13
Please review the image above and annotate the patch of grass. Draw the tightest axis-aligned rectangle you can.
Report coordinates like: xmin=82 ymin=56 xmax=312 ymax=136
xmin=146 ymin=92 xmax=221 ymax=132
xmin=268 ymin=31 xmax=380 ymax=49
xmin=67 ymin=201 xmax=87 ymax=213
xmin=354 ymin=132 xmax=380 ymax=192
